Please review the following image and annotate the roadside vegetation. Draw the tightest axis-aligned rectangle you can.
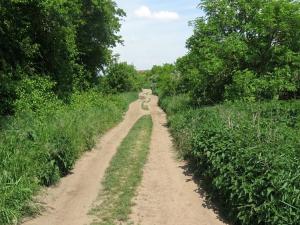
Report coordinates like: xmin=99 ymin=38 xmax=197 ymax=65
xmin=0 ymin=91 xmax=137 ymax=225
xmin=0 ymin=0 xmax=125 ymax=115
xmin=0 ymin=1 xmax=146 ymax=224
xmin=148 ymin=0 xmax=300 ymax=224
xmin=1 ymin=0 xmax=300 ymax=225
xmin=90 ymin=115 xmax=153 ymax=225
xmin=160 ymin=97 xmax=300 ymax=225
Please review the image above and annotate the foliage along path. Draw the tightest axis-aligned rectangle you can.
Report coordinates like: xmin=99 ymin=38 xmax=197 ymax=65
xmin=23 ymin=90 xmax=227 ymax=225
xmin=22 ymin=93 xmax=148 ymax=225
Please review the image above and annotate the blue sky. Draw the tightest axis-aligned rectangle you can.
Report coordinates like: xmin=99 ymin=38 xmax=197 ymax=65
xmin=114 ymin=0 xmax=204 ymax=70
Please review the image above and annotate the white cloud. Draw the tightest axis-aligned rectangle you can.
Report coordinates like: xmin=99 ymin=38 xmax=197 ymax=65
xmin=134 ymin=6 xmax=180 ymax=21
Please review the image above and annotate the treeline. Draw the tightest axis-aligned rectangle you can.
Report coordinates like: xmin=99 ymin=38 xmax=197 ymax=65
xmin=148 ymin=1 xmax=300 ymax=224
xmin=0 ymin=1 xmax=144 ymax=224
xmin=150 ymin=0 xmax=300 ymax=104
xmin=0 ymin=0 xmax=141 ymax=115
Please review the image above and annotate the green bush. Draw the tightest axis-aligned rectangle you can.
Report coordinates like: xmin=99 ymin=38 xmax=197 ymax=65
xmin=159 ymin=94 xmax=192 ymax=115
xmin=0 ymin=70 xmax=18 ymax=115
xmin=0 ymin=91 xmax=137 ymax=225
xmin=102 ymin=62 xmax=139 ymax=93
xmin=14 ymin=76 xmax=62 ymax=114
xmin=225 ymin=69 xmax=298 ymax=102
xmin=153 ymin=0 xmax=300 ymax=105
xmin=162 ymin=95 xmax=300 ymax=225
xmin=0 ymin=0 xmax=125 ymax=114
xmin=149 ymin=64 xmax=179 ymax=98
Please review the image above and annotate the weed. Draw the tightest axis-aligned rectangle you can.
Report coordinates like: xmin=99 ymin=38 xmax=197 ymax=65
xmin=0 ymin=92 xmax=137 ymax=225
xmin=161 ymin=95 xmax=300 ymax=225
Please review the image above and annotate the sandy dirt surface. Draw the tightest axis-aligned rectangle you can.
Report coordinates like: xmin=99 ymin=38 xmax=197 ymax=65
xmin=130 ymin=94 xmax=228 ymax=225
xmin=22 ymin=90 xmax=227 ymax=225
xmin=22 ymin=94 xmax=148 ymax=225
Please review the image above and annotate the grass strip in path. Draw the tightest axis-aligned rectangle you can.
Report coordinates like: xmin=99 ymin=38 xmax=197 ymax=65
xmin=90 ymin=115 xmax=153 ymax=225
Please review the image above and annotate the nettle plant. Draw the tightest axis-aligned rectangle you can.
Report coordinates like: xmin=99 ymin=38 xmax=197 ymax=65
xmin=161 ymin=95 xmax=300 ymax=225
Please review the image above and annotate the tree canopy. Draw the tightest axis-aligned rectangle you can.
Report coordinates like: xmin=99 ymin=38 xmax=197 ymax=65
xmin=170 ymin=0 xmax=300 ymax=105
xmin=0 ymin=0 xmax=124 ymax=114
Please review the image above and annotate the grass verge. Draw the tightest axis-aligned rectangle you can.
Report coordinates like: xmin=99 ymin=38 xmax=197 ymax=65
xmin=0 ymin=91 xmax=137 ymax=225
xmin=90 ymin=115 xmax=153 ymax=225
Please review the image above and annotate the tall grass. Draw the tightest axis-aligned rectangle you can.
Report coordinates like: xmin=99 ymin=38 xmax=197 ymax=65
xmin=161 ymin=96 xmax=300 ymax=225
xmin=0 ymin=91 xmax=137 ymax=225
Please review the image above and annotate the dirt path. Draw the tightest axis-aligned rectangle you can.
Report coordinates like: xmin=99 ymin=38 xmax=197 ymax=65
xmin=22 ymin=90 xmax=227 ymax=225
xmin=23 ymin=96 xmax=148 ymax=225
xmin=130 ymin=94 xmax=227 ymax=225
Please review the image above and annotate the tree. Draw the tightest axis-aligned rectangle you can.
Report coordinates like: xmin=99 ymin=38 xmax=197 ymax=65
xmin=76 ymin=0 xmax=125 ymax=85
xmin=149 ymin=64 xmax=179 ymax=97
xmin=103 ymin=62 xmax=138 ymax=93
xmin=0 ymin=0 xmax=125 ymax=114
xmin=184 ymin=0 xmax=300 ymax=104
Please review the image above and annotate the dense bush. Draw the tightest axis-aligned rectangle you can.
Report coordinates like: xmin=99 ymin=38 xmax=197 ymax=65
xmin=159 ymin=94 xmax=192 ymax=115
xmin=149 ymin=0 xmax=300 ymax=105
xmin=161 ymin=95 xmax=300 ymax=225
xmin=0 ymin=91 xmax=137 ymax=225
xmin=101 ymin=62 xmax=140 ymax=93
xmin=148 ymin=64 xmax=179 ymax=97
xmin=14 ymin=76 xmax=62 ymax=113
xmin=0 ymin=0 xmax=124 ymax=114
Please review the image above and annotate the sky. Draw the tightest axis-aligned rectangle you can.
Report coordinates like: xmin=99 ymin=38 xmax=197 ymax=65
xmin=114 ymin=0 xmax=204 ymax=70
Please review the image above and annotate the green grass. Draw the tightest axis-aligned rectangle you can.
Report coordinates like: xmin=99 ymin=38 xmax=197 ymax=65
xmin=0 ymin=91 xmax=137 ymax=225
xmin=90 ymin=115 xmax=153 ymax=225
xmin=160 ymin=95 xmax=300 ymax=225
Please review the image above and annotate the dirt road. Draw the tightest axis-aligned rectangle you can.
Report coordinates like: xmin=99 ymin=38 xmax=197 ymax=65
xmin=23 ymin=90 xmax=226 ymax=225
xmin=130 ymin=95 xmax=227 ymax=225
xmin=23 ymin=96 xmax=147 ymax=225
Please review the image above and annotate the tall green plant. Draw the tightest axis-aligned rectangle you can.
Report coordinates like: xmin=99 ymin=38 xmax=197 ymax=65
xmin=182 ymin=0 xmax=300 ymax=104
xmin=0 ymin=0 xmax=125 ymax=114
xmin=0 ymin=90 xmax=137 ymax=225
xmin=161 ymin=95 xmax=300 ymax=225
xmin=102 ymin=62 xmax=139 ymax=93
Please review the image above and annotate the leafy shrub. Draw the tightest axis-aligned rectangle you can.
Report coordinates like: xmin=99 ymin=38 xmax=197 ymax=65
xmin=0 ymin=91 xmax=137 ymax=225
xmin=0 ymin=70 xmax=18 ymax=115
xmin=225 ymin=69 xmax=298 ymax=102
xmin=0 ymin=0 xmax=125 ymax=115
xmin=162 ymin=95 xmax=300 ymax=225
xmin=159 ymin=94 xmax=192 ymax=115
xmin=102 ymin=62 xmax=139 ymax=93
xmin=149 ymin=64 xmax=179 ymax=98
xmin=14 ymin=76 xmax=62 ymax=114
